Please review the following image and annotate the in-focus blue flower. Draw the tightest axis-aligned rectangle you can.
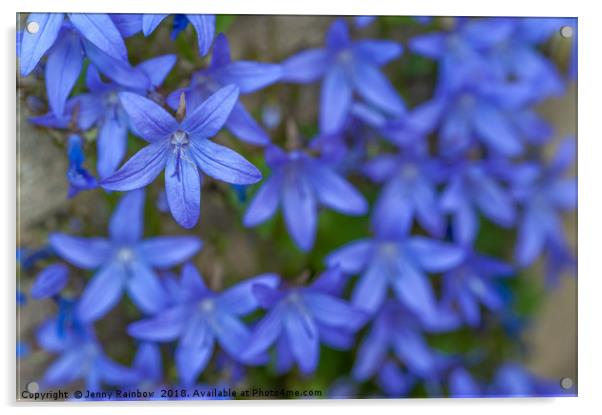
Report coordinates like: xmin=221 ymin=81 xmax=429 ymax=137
xmin=142 ymin=14 xmax=215 ymax=56
xmin=49 ymin=190 xmax=202 ymax=322
xmin=19 ymin=13 xmax=129 ymax=116
xmin=352 ymin=301 xmax=458 ymax=385
xmin=30 ymin=52 xmax=177 ymax=179
xmin=128 ymin=263 xmax=278 ymax=385
xmin=440 ymin=160 xmax=516 ymax=245
xmin=101 ymin=86 xmax=262 ymax=228
xmin=511 ymin=138 xmax=576 ymax=268
xmin=441 ymin=250 xmax=513 ymax=326
xmin=66 ymin=134 xmax=98 ymax=197
xmin=31 ymin=263 xmax=69 ymax=299
xmin=167 ymin=34 xmax=281 ymax=145
xmin=244 ymin=145 xmax=368 ymax=251
xmin=362 ymin=146 xmax=445 ymax=237
xmin=327 ymin=224 xmax=464 ymax=315
xmin=37 ymin=312 xmax=139 ymax=391
xmin=282 ymin=18 xmax=404 ymax=134
xmin=242 ymin=267 xmax=369 ymax=375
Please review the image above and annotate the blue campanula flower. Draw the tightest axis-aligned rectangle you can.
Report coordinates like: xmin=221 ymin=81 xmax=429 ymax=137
xmin=101 ymin=86 xmax=261 ymax=228
xmin=242 ymin=267 xmax=369 ymax=375
xmin=327 ymin=224 xmax=464 ymax=316
xmin=362 ymin=145 xmax=445 ymax=237
xmin=511 ymin=138 xmax=576 ymax=268
xmin=243 ymin=145 xmax=368 ymax=251
xmin=142 ymin=14 xmax=215 ymax=57
xmin=127 ymin=263 xmax=278 ymax=385
xmin=440 ymin=160 xmax=516 ymax=245
xmin=30 ymin=52 xmax=176 ymax=179
xmin=37 ymin=311 xmax=139 ymax=391
xmin=441 ymin=250 xmax=514 ymax=327
xmin=352 ymin=301 xmax=459 ymax=385
xmin=166 ymin=34 xmax=282 ymax=145
xmin=109 ymin=13 xmax=143 ymax=38
xmin=31 ymin=263 xmax=69 ymax=299
xmin=19 ymin=13 xmax=129 ymax=116
xmin=49 ymin=189 xmax=202 ymax=322
xmin=65 ymin=134 xmax=97 ymax=197
xmin=282 ymin=18 xmax=404 ymax=134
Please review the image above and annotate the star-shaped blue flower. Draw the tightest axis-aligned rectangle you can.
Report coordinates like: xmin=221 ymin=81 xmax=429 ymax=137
xmin=49 ymin=190 xmax=202 ymax=322
xmin=244 ymin=145 xmax=368 ymax=251
xmin=100 ymin=85 xmax=262 ymax=228
xmin=166 ymin=33 xmax=282 ymax=145
xmin=128 ymin=263 xmax=278 ymax=385
xmin=282 ymin=18 xmax=404 ymax=134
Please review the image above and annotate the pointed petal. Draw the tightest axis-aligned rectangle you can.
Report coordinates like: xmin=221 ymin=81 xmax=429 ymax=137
xmin=191 ymin=139 xmax=261 ymax=185
xmin=351 ymin=62 xmax=405 ymax=116
xmin=284 ymin=310 xmax=319 ymax=374
xmin=179 ymin=262 xmax=210 ymax=299
xmin=326 ymin=239 xmax=373 ymax=275
xmin=186 ymin=14 xmax=215 ymax=56
xmin=127 ymin=306 xmax=188 ymax=341
xmin=68 ymin=13 xmax=127 ymax=61
xmin=181 ymin=84 xmax=239 ymax=137
xmin=320 ymin=65 xmax=352 ymax=134
xmin=281 ymin=48 xmax=330 ymax=83
xmin=109 ymin=190 xmax=145 ymax=244
xmin=175 ymin=338 xmax=214 ymax=385
xmin=352 ymin=328 xmax=387 ymax=381
xmin=109 ymin=13 xmax=143 ymax=38
xmin=351 ymin=259 xmax=389 ymax=314
xmin=48 ymin=233 xmax=111 ymax=269
xmin=306 ymin=162 xmax=367 ymax=215
xmin=408 ymin=33 xmax=447 ymax=58
xmin=19 ymin=13 xmax=64 ymax=76
xmin=282 ymin=174 xmax=317 ymax=251
xmin=304 ymin=293 xmax=368 ymax=331
xmin=136 ymin=54 xmax=177 ymax=88
xmin=212 ymin=312 xmax=251 ymax=357
xmin=31 ymin=263 xmax=69 ymax=299
xmin=101 ymin=140 xmax=169 ymax=191
xmin=227 ymin=99 xmax=274 ymax=144
xmin=138 ymin=236 xmax=202 ymax=268
xmin=243 ymin=175 xmax=282 ymax=226
xmin=391 ymin=260 xmax=438 ymax=319
xmin=43 ymin=351 xmax=84 ymax=387
xmin=473 ymin=105 xmax=522 ymax=156
xmin=353 ymin=40 xmax=403 ymax=65
xmin=76 ymin=262 xmax=125 ymax=322
xmin=99 ymin=357 xmax=141 ymax=386
xmin=210 ymin=33 xmax=231 ymax=67
xmin=97 ymin=116 xmax=128 ymax=179
xmin=45 ymin=32 xmax=82 ymax=116
xmin=142 ymin=14 xmax=168 ymax=36
xmin=118 ymin=91 xmax=178 ymax=142
xmin=217 ymin=274 xmax=280 ymax=316
xmin=243 ymin=307 xmax=284 ymax=358
xmin=164 ymin=150 xmax=201 ymax=228
xmin=84 ymin=40 xmax=149 ymax=90
xmin=126 ymin=261 xmax=167 ymax=314
xmin=212 ymin=61 xmax=282 ymax=93
xmin=326 ymin=19 xmax=350 ymax=49
xmin=407 ymin=236 xmax=465 ymax=272
xmin=133 ymin=342 xmax=162 ymax=381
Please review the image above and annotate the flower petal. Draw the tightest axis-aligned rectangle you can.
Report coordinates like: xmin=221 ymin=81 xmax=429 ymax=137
xmin=175 ymin=338 xmax=214 ymax=385
xmin=284 ymin=310 xmax=319 ymax=374
xmin=351 ymin=62 xmax=405 ymax=116
xmin=136 ymin=54 xmax=177 ymax=88
xmin=76 ymin=262 xmax=125 ymax=322
xmin=165 ymin=150 xmax=201 ymax=229
xmin=212 ymin=312 xmax=251 ymax=357
xmin=243 ymin=175 xmax=282 ymax=226
xmin=138 ymin=236 xmax=203 ymax=268
xmin=185 ymin=14 xmax=215 ymax=57
xmin=226 ymin=102 xmax=271 ymax=145
xmin=353 ymin=40 xmax=403 ymax=65
xmin=304 ymin=293 xmax=368 ymax=331
xmin=45 ymin=32 xmax=83 ymax=116
xmin=118 ymin=91 xmax=178 ymax=142
xmin=320 ymin=65 xmax=352 ymax=134
xmin=216 ymin=274 xmax=280 ymax=316
xmin=282 ymin=48 xmax=330 ymax=83
xmin=142 ymin=14 xmax=168 ymax=36
xmin=326 ymin=239 xmax=373 ymax=275
xmin=49 ymin=233 xmax=111 ymax=269
xmin=101 ymin=140 xmax=169 ymax=191
xmin=31 ymin=263 xmax=69 ymax=299
xmin=212 ymin=61 xmax=282 ymax=94
xmin=19 ymin=13 xmax=64 ymax=76
xmin=84 ymin=40 xmax=150 ymax=90
xmin=243 ymin=307 xmax=284 ymax=359
xmin=282 ymin=174 xmax=317 ymax=251
xmin=127 ymin=305 xmax=188 ymax=341
xmin=407 ymin=236 xmax=465 ymax=272
xmin=126 ymin=261 xmax=167 ymax=314
xmin=191 ymin=139 xmax=261 ymax=185
xmin=181 ymin=84 xmax=239 ymax=137
xmin=351 ymin=259 xmax=389 ymax=314
xmin=68 ymin=13 xmax=127 ymax=61
xmin=306 ymin=162 xmax=368 ymax=215
xmin=97 ymin=115 xmax=128 ymax=179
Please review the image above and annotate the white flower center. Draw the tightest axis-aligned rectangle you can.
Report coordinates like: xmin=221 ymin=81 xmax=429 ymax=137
xmin=170 ymin=130 xmax=190 ymax=147
xmin=117 ymin=247 xmax=135 ymax=263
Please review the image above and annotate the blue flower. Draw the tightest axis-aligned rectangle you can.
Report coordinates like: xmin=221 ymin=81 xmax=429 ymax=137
xmin=142 ymin=14 xmax=215 ymax=56
xmin=242 ymin=267 xmax=369 ymax=375
xmin=19 ymin=13 xmax=128 ymax=116
xmin=128 ymin=263 xmax=278 ymax=385
xmin=327 ymin=226 xmax=464 ymax=316
xmin=440 ymin=160 xmax=516 ymax=245
xmin=66 ymin=134 xmax=98 ymax=197
xmin=49 ymin=189 xmax=202 ymax=322
xmin=244 ymin=145 xmax=368 ymax=251
xmin=511 ymin=138 xmax=577 ymax=268
xmin=441 ymin=250 xmax=514 ymax=326
xmin=31 ymin=263 xmax=69 ymax=299
xmin=166 ymin=34 xmax=281 ymax=145
xmin=282 ymin=18 xmax=404 ymax=134
xmin=489 ymin=363 xmax=572 ymax=397
xmin=100 ymin=85 xmax=261 ymax=228
xmin=37 ymin=312 xmax=139 ymax=391
xmin=362 ymin=146 xmax=445 ymax=237
xmin=448 ymin=367 xmax=481 ymax=397
xmin=352 ymin=301 xmax=458 ymax=384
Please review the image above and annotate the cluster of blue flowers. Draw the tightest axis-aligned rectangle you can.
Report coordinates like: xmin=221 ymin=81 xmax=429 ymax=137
xmin=18 ymin=14 xmax=576 ymax=399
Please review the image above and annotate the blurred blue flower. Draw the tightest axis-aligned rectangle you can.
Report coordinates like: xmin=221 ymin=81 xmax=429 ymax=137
xmin=49 ymin=190 xmax=202 ymax=322
xmin=37 ymin=313 xmax=139 ymax=391
xmin=440 ymin=160 xmax=516 ymax=245
xmin=355 ymin=16 xmax=376 ymax=29
xmin=352 ymin=301 xmax=458 ymax=384
xmin=31 ymin=263 xmax=69 ymax=299
xmin=244 ymin=145 xmax=368 ymax=251
xmin=17 ymin=290 xmax=27 ymax=306
xmin=282 ymin=18 xmax=404 ymax=134
xmin=441 ymin=250 xmax=514 ymax=327
xmin=19 ymin=13 xmax=128 ymax=116
xmin=17 ymin=341 xmax=31 ymax=359
xmin=489 ymin=363 xmax=572 ymax=397
xmin=142 ymin=14 xmax=215 ymax=56
xmin=242 ymin=267 xmax=369 ymax=375
xmin=101 ymin=86 xmax=261 ymax=228
xmin=327 ymin=226 xmax=464 ymax=316
xmin=167 ymin=34 xmax=281 ymax=145
xmin=448 ymin=367 xmax=481 ymax=397
xmin=511 ymin=138 xmax=576 ymax=268
xmin=66 ymin=134 xmax=98 ymax=198
xmin=128 ymin=263 xmax=278 ymax=385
